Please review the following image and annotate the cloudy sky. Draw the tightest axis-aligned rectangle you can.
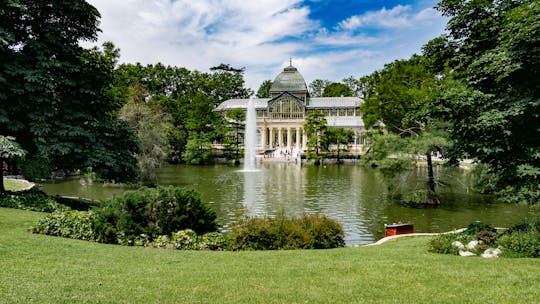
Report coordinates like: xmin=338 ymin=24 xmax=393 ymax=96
xmin=85 ymin=0 xmax=448 ymax=90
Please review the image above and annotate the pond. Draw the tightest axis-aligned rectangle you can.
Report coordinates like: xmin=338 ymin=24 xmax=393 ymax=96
xmin=40 ymin=163 xmax=530 ymax=246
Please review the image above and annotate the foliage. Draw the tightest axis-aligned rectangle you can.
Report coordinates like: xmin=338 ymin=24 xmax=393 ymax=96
xmin=430 ymin=220 xmax=540 ymax=258
xmin=119 ymin=95 xmax=172 ymax=184
xmin=0 ymin=188 xmax=66 ymax=213
xmin=430 ymin=0 xmax=540 ymax=204
xmin=323 ymin=127 xmax=354 ymax=162
xmin=111 ymin=63 xmax=252 ymax=163
xmin=304 ymin=111 xmax=327 ymax=161
xmin=428 ymin=233 xmax=469 ymax=255
xmin=322 ymin=82 xmax=353 ymax=97
xmin=308 ymin=79 xmax=331 ymax=97
xmin=148 ymin=229 xmax=227 ymax=251
xmin=464 ymin=222 xmax=496 ymax=236
xmin=0 ymin=136 xmax=27 ymax=191
xmin=32 ymin=209 xmax=95 ymax=241
xmin=256 ymin=80 xmax=272 ymax=98
xmin=227 ymin=212 xmax=345 ymax=250
xmin=92 ymin=186 xmax=218 ymax=244
xmin=498 ymin=230 xmax=540 ymax=258
xmin=223 ymin=108 xmax=245 ymax=161
xmin=0 ymin=1 xmax=140 ymax=182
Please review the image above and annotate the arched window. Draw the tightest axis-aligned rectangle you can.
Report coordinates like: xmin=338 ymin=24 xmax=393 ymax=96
xmin=269 ymin=96 xmax=304 ymax=119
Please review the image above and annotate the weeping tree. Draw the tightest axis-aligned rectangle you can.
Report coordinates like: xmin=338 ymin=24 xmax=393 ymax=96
xmin=0 ymin=136 xmax=27 ymax=192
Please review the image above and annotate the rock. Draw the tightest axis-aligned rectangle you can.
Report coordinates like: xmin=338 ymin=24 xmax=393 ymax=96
xmin=466 ymin=240 xmax=480 ymax=251
xmin=481 ymin=248 xmax=501 ymax=258
xmin=459 ymin=250 xmax=476 ymax=257
xmin=451 ymin=241 xmax=464 ymax=249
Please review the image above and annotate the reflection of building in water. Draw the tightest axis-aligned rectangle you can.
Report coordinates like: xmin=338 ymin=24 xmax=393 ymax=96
xmin=216 ymin=63 xmax=367 ymax=154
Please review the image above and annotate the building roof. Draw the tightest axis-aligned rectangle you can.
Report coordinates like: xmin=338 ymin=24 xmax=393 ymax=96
xmin=215 ymin=98 xmax=270 ymax=110
xmin=269 ymin=64 xmax=308 ymax=93
xmin=215 ymin=97 xmax=362 ymax=111
xmin=307 ymin=97 xmax=361 ymax=108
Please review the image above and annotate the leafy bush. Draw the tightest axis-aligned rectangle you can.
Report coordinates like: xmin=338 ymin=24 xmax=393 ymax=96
xmin=464 ymin=222 xmax=496 ymax=235
xmin=428 ymin=234 xmax=460 ymax=254
xmin=227 ymin=213 xmax=345 ymax=250
xmin=92 ymin=186 xmax=218 ymax=244
xmin=474 ymin=229 xmax=498 ymax=246
xmin=428 ymin=233 xmax=473 ymax=254
xmin=0 ymin=188 xmax=67 ymax=212
xmin=498 ymin=230 xmax=540 ymax=258
xmin=32 ymin=210 xmax=95 ymax=241
xmin=142 ymin=229 xmax=226 ymax=251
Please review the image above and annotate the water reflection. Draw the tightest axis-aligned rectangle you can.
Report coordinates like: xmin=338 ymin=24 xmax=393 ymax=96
xmin=40 ymin=163 xmax=530 ymax=246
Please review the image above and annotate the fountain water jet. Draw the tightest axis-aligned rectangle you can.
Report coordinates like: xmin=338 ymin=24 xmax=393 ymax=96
xmin=243 ymin=97 xmax=258 ymax=171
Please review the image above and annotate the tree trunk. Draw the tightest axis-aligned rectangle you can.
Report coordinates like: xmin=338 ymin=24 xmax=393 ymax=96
xmin=426 ymin=152 xmax=435 ymax=192
xmin=425 ymin=152 xmax=440 ymax=205
xmin=0 ymin=159 xmax=5 ymax=192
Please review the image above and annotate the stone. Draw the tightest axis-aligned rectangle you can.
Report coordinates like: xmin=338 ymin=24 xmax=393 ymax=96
xmin=466 ymin=240 xmax=480 ymax=251
xmin=459 ymin=250 xmax=476 ymax=257
xmin=451 ymin=241 xmax=464 ymax=249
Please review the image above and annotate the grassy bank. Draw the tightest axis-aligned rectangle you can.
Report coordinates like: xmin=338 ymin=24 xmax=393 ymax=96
xmin=1 ymin=207 xmax=539 ymax=303
xmin=3 ymin=179 xmax=32 ymax=191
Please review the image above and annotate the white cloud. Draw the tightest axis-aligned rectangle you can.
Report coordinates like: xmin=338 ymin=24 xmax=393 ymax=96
xmin=86 ymin=0 xmax=447 ymax=90
xmin=338 ymin=5 xmax=441 ymax=30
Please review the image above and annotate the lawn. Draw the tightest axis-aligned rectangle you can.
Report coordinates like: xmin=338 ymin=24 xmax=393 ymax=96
xmin=1 ymin=207 xmax=539 ymax=303
xmin=3 ymin=179 xmax=33 ymax=191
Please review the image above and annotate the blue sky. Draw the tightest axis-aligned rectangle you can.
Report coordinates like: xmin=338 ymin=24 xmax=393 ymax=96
xmin=86 ymin=0 xmax=447 ymax=90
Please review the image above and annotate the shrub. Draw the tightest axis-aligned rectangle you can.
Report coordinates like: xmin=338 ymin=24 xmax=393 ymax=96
xmin=227 ymin=213 xmax=345 ymax=250
xmin=428 ymin=234 xmax=459 ymax=254
xmin=32 ymin=210 xmax=95 ymax=241
xmin=0 ymin=188 xmax=67 ymax=212
xmin=428 ymin=233 xmax=473 ymax=254
xmin=474 ymin=229 xmax=498 ymax=246
xmin=464 ymin=222 xmax=496 ymax=235
xmin=92 ymin=186 xmax=218 ymax=244
xmin=498 ymin=230 xmax=540 ymax=258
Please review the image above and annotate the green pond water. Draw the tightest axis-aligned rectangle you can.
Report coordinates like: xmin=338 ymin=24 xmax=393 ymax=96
xmin=40 ymin=163 xmax=530 ymax=245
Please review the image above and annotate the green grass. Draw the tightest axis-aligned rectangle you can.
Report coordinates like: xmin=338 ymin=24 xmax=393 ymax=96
xmin=3 ymin=179 xmax=32 ymax=191
xmin=1 ymin=207 xmax=539 ymax=303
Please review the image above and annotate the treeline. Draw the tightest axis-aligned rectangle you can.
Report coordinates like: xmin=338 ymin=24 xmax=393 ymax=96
xmin=0 ymin=1 xmax=252 ymax=185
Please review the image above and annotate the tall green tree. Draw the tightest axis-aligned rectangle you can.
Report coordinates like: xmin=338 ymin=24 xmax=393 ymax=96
xmin=0 ymin=136 xmax=26 ymax=192
xmin=324 ymin=127 xmax=354 ymax=163
xmin=119 ymin=85 xmax=172 ymax=185
xmin=304 ymin=111 xmax=327 ymax=163
xmin=256 ymin=80 xmax=272 ymax=98
xmin=322 ymin=82 xmax=353 ymax=97
xmin=0 ymin=1 xmax=139 ymax=182
xmin=308 ymin=79 xmax=331 ymax=97
xmin=360 ymin=55 xmax=450 ymax=205
xmin=432 ymin=0 xmax=540 ymax=204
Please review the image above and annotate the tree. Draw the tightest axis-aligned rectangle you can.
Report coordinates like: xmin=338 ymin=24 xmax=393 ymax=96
xmin=119 ymin=85 xmax=172 ymax=185
xmin=224 ymin=108 xmax=245 ymax=162
xmin=0 ymin=136 xmax=26 ymax=192
xmin=0 ymin=1 xmax=139 ymax=182
xmin=322 ymin=82 xmax=353 ymax=97
xmin=304 ymin=111 xmax=327 ymax=163
xmin=256 ymin=80 xmax=272 ymax=98
xmin=432 ymin=0 xmax=540 ymax=204
xmin=324 ymin=127 xmax=354 ymax=163
xmin=308 ymin=79 xmax=331 ymax=97
xmin=360 ymin=55 xmax=450 ymax=205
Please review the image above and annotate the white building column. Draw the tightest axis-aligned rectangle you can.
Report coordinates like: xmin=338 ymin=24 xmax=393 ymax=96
xmin=269 ymin=128 xmax=274 ymax=148
xmin=302 ymin=128 xmax=308 ymax=150
xmin=278 ymin=128 xmax=283 ymax=147
xmin=260 ymin=127 xmax=266 ymax=149
xmin=295 ymin=127 xmax=301 ymax=149
xmin=287 ymin=127 xmax=292 ymax=149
